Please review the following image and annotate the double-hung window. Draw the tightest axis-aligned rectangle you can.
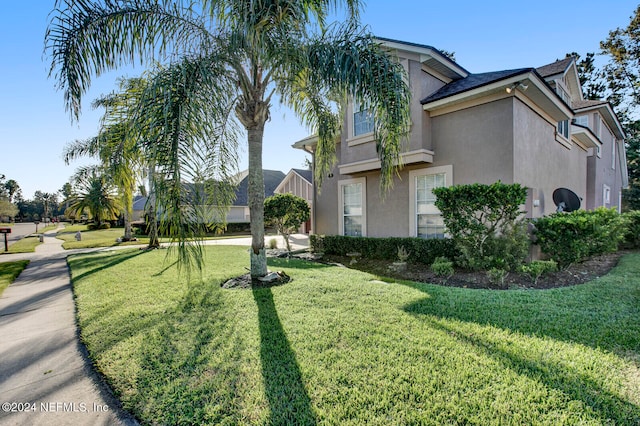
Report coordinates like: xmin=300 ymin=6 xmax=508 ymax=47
xmin=353 ymin=101 xmax=374 ymax=137
xmin=409 ymin=166 xmax=451 ymax=239
xmin=339 ymin=178 xmax=366 ymax=236
xmin=556 ymin=85 xmax=570 ymax=139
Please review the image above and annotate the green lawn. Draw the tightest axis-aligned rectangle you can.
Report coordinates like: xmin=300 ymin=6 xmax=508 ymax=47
xmin=0 ymin=236 xmax=41 ymax=254
xmin=0 ymin=260 xmax=29 ymax=295
xmin=69 ymin=247 xmax=640 ymax=425
xmin=57 ymin=227 xmax=150 ymax=249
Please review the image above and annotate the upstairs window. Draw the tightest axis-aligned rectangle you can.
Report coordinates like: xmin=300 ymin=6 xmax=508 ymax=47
xmin=593 ymin=113 xmax=601 ymax=138
xmin=556 ymin=85 xmax=570 ymax=140
xmin=574 ymin=115 xmax=588 ymax=127
xmin=353 ymin=101 xmax=374 ymax=137
xmin=557 ymin=120 xmax=570 ymax=139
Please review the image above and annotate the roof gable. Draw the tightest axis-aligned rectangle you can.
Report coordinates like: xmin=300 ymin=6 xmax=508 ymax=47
xmin=233 ymin=170 xmax=285 ymax=206
xmin=536 ymin=57 xmax=574 ymax=78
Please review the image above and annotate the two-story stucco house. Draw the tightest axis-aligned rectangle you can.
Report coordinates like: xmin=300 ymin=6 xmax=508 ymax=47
xmin=294 ymin=37 xmax=628 ymax=238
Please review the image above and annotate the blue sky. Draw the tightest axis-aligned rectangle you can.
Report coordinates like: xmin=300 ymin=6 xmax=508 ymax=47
xmin=1 ymin=1 xmax=638 ymax=199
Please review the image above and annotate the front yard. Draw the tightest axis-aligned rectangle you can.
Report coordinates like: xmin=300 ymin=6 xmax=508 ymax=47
xmin=69 ymin=246 xmax=640 ymax=425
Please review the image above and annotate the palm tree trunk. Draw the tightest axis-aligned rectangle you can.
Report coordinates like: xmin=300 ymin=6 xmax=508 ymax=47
xmin=123 ymin=182 xmax=134 ymax=241
xmin=147 ymin=163 xmax=159 ymax=248
xmin=248 ymin=126 xmax=268 ymax=278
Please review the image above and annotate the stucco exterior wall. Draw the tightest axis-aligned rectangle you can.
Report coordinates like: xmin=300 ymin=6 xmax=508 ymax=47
xmin=512 ymin=99 xmax=587 ymax=217
xmin=586 ymin=117 xmax=623 ymax=211
xmin=430 ymin=98 xmax=514 ymax=184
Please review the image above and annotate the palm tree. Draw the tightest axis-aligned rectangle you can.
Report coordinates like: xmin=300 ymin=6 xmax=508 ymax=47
xmin=64 ymin=78 xmax=146 ymax=242
xmin=46 ymin=0 xmax=411 ymax=278
xmin=70 ymin=168 xmax=122 ymax=228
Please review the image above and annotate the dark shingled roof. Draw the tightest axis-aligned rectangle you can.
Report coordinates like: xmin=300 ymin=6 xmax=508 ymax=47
xmin=536 ymin=57 xmax=574 ymax=78
xmin=572 ymin=99 xmax=609 ymax=110
xmin=421 ymin=68 xmax=532 ymax=104
xmin=233 ymin=170 xmax=285 ymax=206
xmin=292 ymin=168 xmax=313 ymax=183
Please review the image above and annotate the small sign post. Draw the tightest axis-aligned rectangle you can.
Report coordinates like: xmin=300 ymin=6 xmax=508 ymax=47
xmin=0 ymin=228 xmax=11 ymax=252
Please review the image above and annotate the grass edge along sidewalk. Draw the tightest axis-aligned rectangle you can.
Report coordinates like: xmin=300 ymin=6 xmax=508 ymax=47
xmin=69 ymin=246 xmax=640 ymax=425
xmin=0 ymin=259 xmax=29 ymax=295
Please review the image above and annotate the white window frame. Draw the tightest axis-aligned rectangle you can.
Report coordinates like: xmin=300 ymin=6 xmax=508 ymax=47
xmin=557 ymin=119 xmax=570 ymax=139
xmin=353 ymin=100 xmax=374 ymax=137
xmin=409 ymin=165 xmax=453 ymax=239
xmin=574 ymin=115 xmax=588 ymax=127
xmin=603 ymin=184 xmax=611 ymax=206
xmin=338 ymin=177 xmax=366 ymax=237
xmin=612 ymin=139 xmax=616 ymax=170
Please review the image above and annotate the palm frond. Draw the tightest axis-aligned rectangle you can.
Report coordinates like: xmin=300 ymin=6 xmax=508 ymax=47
xmin=46 ymin=0 xmax=214 ymax=119
xmin=133 ymin=52 xmax=240 ymax=274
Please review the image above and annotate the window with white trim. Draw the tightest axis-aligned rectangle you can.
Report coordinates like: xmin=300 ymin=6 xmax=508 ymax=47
xmin=353 ymin=101 xmax=374 ymax=137
xmin=409 ymin=166 xmax=452 ymax=239
xmin=339 ymin=178 xmax=366 ymax=236
xmin=556 ymin=85 xmax=570 ymax=139
xmin=574 ymin=115 xmax=588 ymax=127
xmin=603 ymin=184 xmax=611 ymax=206
xmin=557 ymin=120 xmax=570 ymax=139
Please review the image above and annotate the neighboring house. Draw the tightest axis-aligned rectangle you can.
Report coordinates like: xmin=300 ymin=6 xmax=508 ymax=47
xmin=132 ymin=194 xmax=148 ymax=222
xmin=274 ymin=168 xmax=314 ymax=233
xmin=131 ymin=170 xmax=286 ymax=225
xmin=294 ymin=37 xmax=628 ymax=238
xmin=227 ymin=169 xmax=285 ymax=223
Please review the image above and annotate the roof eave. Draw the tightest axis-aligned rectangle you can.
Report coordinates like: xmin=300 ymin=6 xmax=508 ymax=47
xmin=422 ymin=71 xmax=573 ymax=120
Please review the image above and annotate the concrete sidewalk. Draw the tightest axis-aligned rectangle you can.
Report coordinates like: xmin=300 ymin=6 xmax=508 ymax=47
xmin=0 ymin=227 xmax=137 ymax=426
xmin=0 ymin=227 xmax=309 ymax=425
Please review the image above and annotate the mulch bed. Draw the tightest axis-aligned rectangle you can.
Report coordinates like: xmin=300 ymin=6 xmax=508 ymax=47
xmin=323 ymin=251 xmax=628 ymax=290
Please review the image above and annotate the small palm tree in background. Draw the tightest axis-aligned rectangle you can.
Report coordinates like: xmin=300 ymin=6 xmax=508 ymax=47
xmin=64 ymin=78 xmax=146 ymax=242
xmin=70 ymin=168 xmax=122 ymax=229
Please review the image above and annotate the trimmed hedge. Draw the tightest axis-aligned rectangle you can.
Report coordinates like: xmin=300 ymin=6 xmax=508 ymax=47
xmin=310 ymin=234 xmax=458 ymax=265
xmin=622 ymin=210 xmax=640 ymax=249
xmin=533 ymin=207 xmax=627 ymax=268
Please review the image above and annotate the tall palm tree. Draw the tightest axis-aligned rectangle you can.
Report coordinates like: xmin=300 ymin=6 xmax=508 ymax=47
xmin=46 ymin=0 xmax=411 ymax=278
xmin=70 ymin=167 xmax=122 ymax=228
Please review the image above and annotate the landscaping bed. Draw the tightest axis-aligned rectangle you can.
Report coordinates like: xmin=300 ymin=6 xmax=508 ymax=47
xmin=325 ymin=251 xmax=628 ymax=290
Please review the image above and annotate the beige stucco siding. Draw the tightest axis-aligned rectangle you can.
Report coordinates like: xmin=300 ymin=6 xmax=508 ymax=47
xmin=512 ymin=99 xmax=587 ymax=217
xmin=430 ymin=98 xmax=514 ymax=184
xmin=586 ymin=118 xmax=623 ymax=211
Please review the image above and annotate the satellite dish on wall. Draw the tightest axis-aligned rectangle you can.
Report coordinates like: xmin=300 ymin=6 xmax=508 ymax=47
xmin=552 ymin=188 xmax=581 ymax=213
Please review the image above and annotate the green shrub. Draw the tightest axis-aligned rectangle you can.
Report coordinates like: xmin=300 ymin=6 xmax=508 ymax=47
xmin=622 ymin=210 xmax=640 ymax=248
xmin=87 ymin=222 xmax=111 ymax=230
xmin=519 ymin=260 xmax=557 ymax=285
xmin=318 ymin=235 xmax=458 ymax=264
xmin=310 ymin=234 xmax=325 ymax=253
xmin=431 ymin=256 xmax=454 ymax=278
xmin=268 ymin=238 xmax=278 ymax=249
xmin=487 ymin=268 xmax=508 ymax=287
xmin=534 ymin=208 xmax=627 ymax=268
xmin=433 ymin=182 xmax=529 ymax=271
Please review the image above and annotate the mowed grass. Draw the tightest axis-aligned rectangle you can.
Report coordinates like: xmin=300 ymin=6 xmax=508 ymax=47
xmin=0 ymin=236 xmax=41 ymax=254
xmin=57 ymin=227 xmax=150 ymax=249
xmin=69 ymin=247 xmax=640 ymax=425
xmin=0 ymin=260 xmax=29 ymax=295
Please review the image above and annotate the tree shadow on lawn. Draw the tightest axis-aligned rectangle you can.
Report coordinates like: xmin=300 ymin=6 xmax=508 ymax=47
xmin=400 ymin=257 xmax=640 ymax=358
xmin=67 ymin=249 xmax=145 ymax=282
xmin=424 ymin=317 xmax=640 ymax=424
xmin=134 ymin=283 xmax=245 ymax=425
xmin=253 ymin=287 xmax=318 ymax=425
